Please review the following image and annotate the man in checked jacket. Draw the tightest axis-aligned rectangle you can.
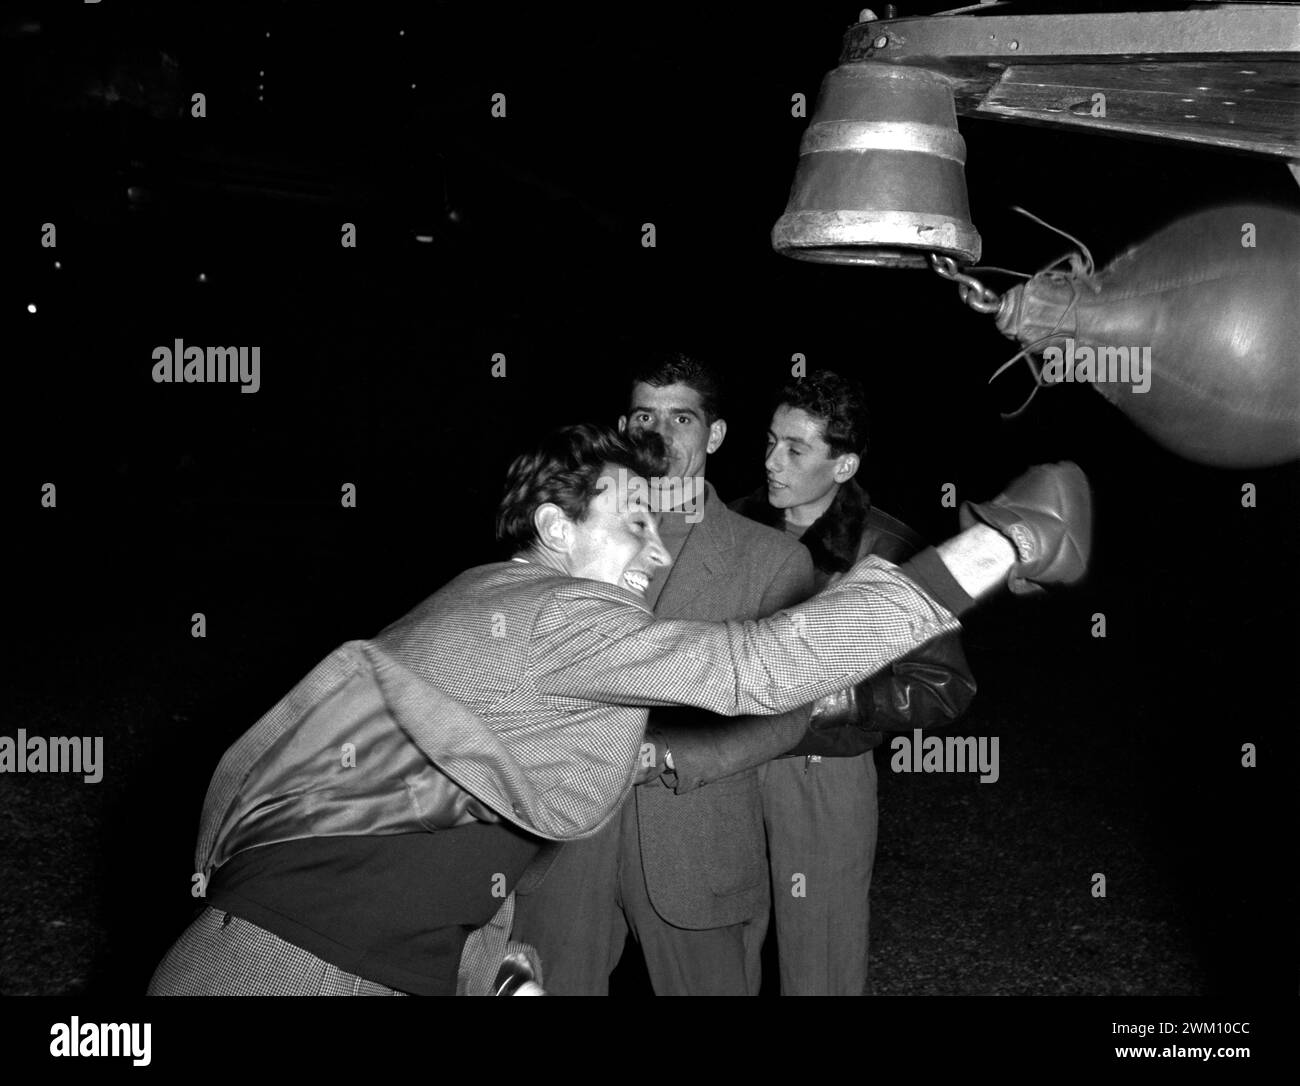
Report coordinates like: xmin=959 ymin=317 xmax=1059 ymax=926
xmin=148 ymin=422 xmax=1090 ymax=996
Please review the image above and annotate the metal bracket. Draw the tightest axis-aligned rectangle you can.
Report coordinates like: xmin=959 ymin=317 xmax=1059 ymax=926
xmin=842 ymin=6 xmax=1300 ymax=159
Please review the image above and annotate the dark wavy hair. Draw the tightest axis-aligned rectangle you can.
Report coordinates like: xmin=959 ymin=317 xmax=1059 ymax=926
xmin=626 ymin=350 xmax=724 ymax=424
xmin=774 ymin=369 xmax=869 ymax=458
xmin=496 ymin=424 xmax=669 ymax=551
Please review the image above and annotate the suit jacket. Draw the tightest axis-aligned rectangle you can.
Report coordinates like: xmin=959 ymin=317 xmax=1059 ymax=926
xmin=635 ymin=484 xmax=817 ymax=930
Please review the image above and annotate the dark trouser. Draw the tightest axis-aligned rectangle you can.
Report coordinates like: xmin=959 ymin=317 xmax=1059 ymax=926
xmin=759 ymin=751 xmax=878 ymax=996
xmin=512 ymin=793 xmax=760 ymax=995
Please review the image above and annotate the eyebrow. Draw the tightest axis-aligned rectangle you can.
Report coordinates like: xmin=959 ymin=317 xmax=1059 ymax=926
xmin=632 ymin=404 xmax=701 ymax=420
xmin=769 ymin=430 xmax=811 ymax=449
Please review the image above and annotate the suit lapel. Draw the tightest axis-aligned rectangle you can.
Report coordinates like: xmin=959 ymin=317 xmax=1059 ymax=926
xmin=653 ymin=483 xmax=735 ymax=619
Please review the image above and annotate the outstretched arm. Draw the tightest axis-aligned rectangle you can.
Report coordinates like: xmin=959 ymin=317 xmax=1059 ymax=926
xmin=537 ymin=463 xmax=1089 ymax=718
xmin=638 ymin=535 xmax=989 ymax=785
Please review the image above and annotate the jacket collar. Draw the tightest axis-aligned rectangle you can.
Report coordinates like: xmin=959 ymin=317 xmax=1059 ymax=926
xmin=734 ymin=479 xmax=871 ymax=574
xmin=652 ymin=481 xmax=735 ymax=615
xmin=690 ymin=479 xmax=736 ymax=556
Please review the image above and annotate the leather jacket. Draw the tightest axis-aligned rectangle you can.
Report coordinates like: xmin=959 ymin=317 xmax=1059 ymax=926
xmin=732 ymin=481 xmax=977 ymax=757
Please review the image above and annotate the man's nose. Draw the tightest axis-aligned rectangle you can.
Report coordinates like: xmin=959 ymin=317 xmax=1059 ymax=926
xmin=765 ymin=447 xmax=782 ymax=473
xmin=644 ymin=533 xmax=671 ymax=571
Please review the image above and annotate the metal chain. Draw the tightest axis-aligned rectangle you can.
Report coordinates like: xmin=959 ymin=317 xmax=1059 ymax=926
xmin=927 ymin=253 xmax=1003 ymax=314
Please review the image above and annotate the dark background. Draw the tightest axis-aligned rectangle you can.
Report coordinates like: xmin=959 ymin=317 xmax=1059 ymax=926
xmin=1 ymin=1 xmax=1296 ymax=998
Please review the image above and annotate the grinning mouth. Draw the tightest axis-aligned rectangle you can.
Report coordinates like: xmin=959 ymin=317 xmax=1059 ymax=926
xmin=767 ymin=479 xmax=787 ymax=489
xmin=622 ymin=570 xmax=650 ymax=594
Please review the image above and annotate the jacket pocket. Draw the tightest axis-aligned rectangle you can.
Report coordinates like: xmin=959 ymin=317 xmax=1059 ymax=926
xmin=701 ymin=776 xmax=767 ymax=898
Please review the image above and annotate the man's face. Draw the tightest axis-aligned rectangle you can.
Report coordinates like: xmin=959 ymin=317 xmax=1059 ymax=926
xmin=620 ymin=382 xmax=725 ymax=481
xmin=765 ymin=405 xmax=853 ymax=520
xmin=565 ymin=466 xmax=671 ymax=597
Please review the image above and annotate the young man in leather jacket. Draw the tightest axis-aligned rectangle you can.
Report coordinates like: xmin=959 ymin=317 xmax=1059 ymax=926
xmin=731 ymin=369 xmax=978 ymax=996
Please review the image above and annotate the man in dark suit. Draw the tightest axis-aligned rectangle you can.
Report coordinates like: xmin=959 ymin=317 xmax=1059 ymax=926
xmin=513 ymin=353 xmax=821 ymax=994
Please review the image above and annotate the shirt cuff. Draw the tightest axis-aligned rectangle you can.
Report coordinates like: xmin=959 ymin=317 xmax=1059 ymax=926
xmin=899 ymin=547 xmax=977 ymax=618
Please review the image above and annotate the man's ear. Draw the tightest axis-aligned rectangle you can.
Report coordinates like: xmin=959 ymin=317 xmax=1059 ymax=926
xmin=834 ymin=453 xmax=860 ymax=483
xmin=617 ymin=415 xmax=628 ymax=435
xmin=533 ymin=504 xmax=571 ymax=553
xmin=706 ymin=418 xmax=728 ymax=455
